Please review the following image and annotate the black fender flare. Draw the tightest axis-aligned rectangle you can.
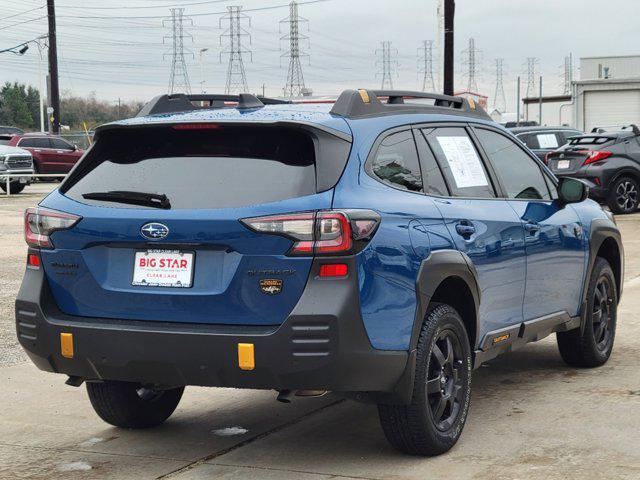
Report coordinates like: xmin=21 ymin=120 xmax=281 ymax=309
xmin=581 ymin=218 xmax=624 ymax=331
xmin=411 ymin=249 xmax=481 ymax=351
xmin=386 ymin=249 xmax=481 ymax=405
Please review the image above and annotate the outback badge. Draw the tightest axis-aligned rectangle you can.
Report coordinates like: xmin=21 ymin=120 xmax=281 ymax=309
xmin=260 ymin=279 xmax=283 ymax=295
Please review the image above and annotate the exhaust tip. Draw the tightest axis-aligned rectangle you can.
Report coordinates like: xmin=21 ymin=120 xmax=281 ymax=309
xmin=276 ymin=389 xmax=293 ymax=403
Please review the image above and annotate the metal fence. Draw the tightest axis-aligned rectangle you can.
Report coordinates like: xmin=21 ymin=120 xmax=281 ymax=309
xmin=1 ymin=174 xmax=64 ymax=196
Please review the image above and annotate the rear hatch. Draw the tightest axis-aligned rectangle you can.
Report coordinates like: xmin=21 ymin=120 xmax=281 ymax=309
xmin=547 ymin=135 xmax=615 ymax=175
xmin=38 ymin=123 xmax=351 ymax=326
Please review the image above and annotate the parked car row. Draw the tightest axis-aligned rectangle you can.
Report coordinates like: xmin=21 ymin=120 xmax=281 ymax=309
xmin=0 ymin=133 xmax=84 ymax=176
xmin=510 ymin=124 xmax=640 ymax=214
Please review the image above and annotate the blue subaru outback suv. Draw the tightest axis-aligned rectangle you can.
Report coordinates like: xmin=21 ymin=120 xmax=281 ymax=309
xmin=16 ymin=90 xmax=623 ymax=455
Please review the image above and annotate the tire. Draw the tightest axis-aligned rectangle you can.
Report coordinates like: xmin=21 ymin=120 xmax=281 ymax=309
xmin=86 ymin=381 xmax=184 ymax=428
xmin=607 ymin=176 xmax=639 ymax=214
xmin=378 ymin=303 xmax=472 ymax=456
xmin=0 ymin=182 xmax=26 ymax=194
xmin=557 ymin=257 xmax=617 ymax=368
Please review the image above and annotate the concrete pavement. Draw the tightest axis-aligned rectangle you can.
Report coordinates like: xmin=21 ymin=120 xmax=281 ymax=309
xmin=0 ymin=184 xmax=639 ymax=479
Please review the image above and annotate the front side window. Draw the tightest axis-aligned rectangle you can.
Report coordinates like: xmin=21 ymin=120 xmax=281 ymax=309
xmin=51 ymin=138 xmax=73 ymax=150
xmin=475 ymin=128 xmax=551 ymax=200
xmin=370 ymin=130 xmax=423 ymax=192
xmin=423 ymin=127 xmax=495 ymax=198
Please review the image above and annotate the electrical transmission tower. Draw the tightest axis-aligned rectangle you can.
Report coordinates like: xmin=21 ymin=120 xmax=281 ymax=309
xmin=376 ymin=41 xmax=397 ymax=90
xmin=525 ymin=57 xmax=539 ymax=98
xmin=493 ymin=58 xmax=506 ymax=112
xmin=462 ymin=38 xmax=481 ymax=93
xmin=163 ymin=8 xmax=193 ymax=94
xmin=220 ymin=6 xmax=252 ymax=94
xmin=561 ymin=54 xmax=573 ymax=94
xmin=418 ymin=40 xmax=436 ymax=92
xmin=280 ymin=1 xmax=309 ymax=97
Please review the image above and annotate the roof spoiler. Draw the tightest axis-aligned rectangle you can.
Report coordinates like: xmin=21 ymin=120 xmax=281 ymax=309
xmin=136 ymin=93 xmax=291 ymax=117
xmin=329 ymin=89 xmax=490 ymax=119
xmin=591 ymin=124 xmax=640 ymax=136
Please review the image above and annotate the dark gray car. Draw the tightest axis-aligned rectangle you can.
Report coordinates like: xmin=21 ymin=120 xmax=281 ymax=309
xmin=547 ymin=125 xmax=640 ymax=214
xmin=510 ymin=126 xmax=583 ymax=163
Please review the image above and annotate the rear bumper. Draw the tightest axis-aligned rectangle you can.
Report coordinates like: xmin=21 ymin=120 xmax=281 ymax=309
xmin=15 ymin=256 xmax=412 ymax=400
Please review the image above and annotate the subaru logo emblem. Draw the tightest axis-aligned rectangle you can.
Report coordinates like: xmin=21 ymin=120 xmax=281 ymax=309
xmin=140 ymin=222 xmax=169 ymax=240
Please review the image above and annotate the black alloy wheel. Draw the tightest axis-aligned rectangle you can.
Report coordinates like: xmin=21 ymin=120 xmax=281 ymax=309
xmin=427 ymin=329 xmax=465 ymax=432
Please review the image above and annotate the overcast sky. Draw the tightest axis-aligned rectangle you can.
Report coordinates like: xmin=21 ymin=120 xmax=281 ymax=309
xmin=1 ymin=0 xmax=638 ymax=110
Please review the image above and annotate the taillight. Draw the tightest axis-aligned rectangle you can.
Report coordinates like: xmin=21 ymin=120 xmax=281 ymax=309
xmin=240 ymin=209 xmax=380 ymax=256
xmin=583 ymin=150 xmax=612 ymax=165
xmin=27 ymin=253 xmax=41 ymax=268
xmin=319 ymin=263 xmax=348 ymax=277
xmin=24 ymin=207 xmax=81 ymax=249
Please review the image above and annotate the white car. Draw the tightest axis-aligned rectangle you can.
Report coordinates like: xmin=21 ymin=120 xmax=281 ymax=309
xmin=0 ymin=144 xmax=34 ymax=194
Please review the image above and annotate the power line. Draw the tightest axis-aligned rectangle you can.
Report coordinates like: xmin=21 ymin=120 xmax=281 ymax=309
xmin=56 ymin=0 xmax=232 ymax=10
xmin=376 ymin=40 xmax=397 ymax=90
xmin=163 ymin=8 xmax=193 ymax=94
xmin=492 ymin=58 xmax=506 ymax=112
xmin=0 ymin=15 xmax=47 ymax=32
xmin=220 ymin=5 xmax=251 ymax=94
xmin=461 ymin=37 xmax=480 ymax=93
xmin=280 ymin=0 xmax=308 ymax=97
xmin=55 ymin=0 xmax=330 ymax=20
xmin=418 ymin=40 xmax=435 ymax=92
xmin=0 ymin=5 xmax=46 ymax=22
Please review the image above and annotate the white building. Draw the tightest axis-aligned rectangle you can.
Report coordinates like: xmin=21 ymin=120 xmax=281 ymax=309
xmin=522 ymin=94 xmax=573 ymax=126
xmin=573 ymin=55 xmax=640 ymax=132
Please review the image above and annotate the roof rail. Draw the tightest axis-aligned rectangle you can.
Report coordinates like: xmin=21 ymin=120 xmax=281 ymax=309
xmin=329 ymin=89 xmax=490 ymax=120
xmin=136 ymin=93 xmax=291 ymax=117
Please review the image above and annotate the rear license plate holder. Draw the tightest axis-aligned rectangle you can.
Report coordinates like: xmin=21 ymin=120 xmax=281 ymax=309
xmin=132 ymin=249 xmax=194 ymax=288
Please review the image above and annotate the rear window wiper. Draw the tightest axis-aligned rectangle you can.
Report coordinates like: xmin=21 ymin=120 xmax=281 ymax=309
xmin=82 ymin=190 xmax=171 ymax=209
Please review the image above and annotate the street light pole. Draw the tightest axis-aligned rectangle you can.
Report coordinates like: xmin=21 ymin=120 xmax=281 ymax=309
xmin=443 ymin=0 xmax=455 ymax=95
xmin=199 ymin=48 xmax=209 ymax=94
xmin=35 ymin=37 xmax=46 ymax=133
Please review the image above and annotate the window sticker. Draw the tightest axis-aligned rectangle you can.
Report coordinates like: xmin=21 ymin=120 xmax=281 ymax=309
xmin=436 ymin=136 xmax=489 ymax=188
xmin=537 ymin=133 xmax=559 ymax=149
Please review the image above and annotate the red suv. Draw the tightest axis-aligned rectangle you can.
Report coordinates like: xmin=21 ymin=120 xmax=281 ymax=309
xmin=0 ymin=134 xmax=84 ymax=175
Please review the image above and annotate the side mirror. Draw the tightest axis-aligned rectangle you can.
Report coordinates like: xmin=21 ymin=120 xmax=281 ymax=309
xmin=558 ymin=177 xmax=589 ymax=205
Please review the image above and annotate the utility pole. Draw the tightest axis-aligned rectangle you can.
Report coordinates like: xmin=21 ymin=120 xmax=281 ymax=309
xmin=443 ymin=0 xmax=454 ymax=95
xmin=516 ymin=76 xmax=521 ymax=126
xmin=280 ymin=1 xmax=309 ymax=98
xmin=493 ymin=58 xmax=506 ymax=112
xmin=376 ymin=41 xmax=397 ymax=90
xmin=418 ymin=40 xmax=436 ymax=92
xmin=435 ymin=0 xmax=444 ymax=91
xmin=524 ymin=57 xmax=538 ymax=99
xmin=220 ymin=6 xmax=251 ymax=94
xmin=163 ymin=8 xmax=193 ymax=94
xmin=462 ymin=37 xmax=480 ymax=93
xmin=46 ymin=0 xmax=60 ymax=134
xmin=538 ymin=75 xmax=543 ymax=125
xmin=199 ymin=48 xmax=209 ymax=93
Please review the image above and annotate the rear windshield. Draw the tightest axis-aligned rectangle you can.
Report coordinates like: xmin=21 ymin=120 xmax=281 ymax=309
xmin=63 ymin=125 xmax=318 ymax=209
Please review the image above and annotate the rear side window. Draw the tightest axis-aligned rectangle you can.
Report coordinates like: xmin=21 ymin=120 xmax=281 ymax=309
xmin=369 ymin=130 xmax=423 ymax=192
xmin=19 ymin=137 xmax=51 ymax=148
xmin=63 ymin=126 xmax=320 ymax=209
xmin=423 ymin=127 xmax=496 ymax=198
xmin=475 ymin=128 xmax=551 ymax=200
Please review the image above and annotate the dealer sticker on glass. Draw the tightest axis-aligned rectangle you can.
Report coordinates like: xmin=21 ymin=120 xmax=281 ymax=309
xmin=132 ymin=250 xmax=194 ymax=288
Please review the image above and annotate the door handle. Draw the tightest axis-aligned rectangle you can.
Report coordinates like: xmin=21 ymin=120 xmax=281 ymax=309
xmin=455 ymin=221 xmax=476 ymax=238
xmin=524 ymin=221 xmax=541 ymax=234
